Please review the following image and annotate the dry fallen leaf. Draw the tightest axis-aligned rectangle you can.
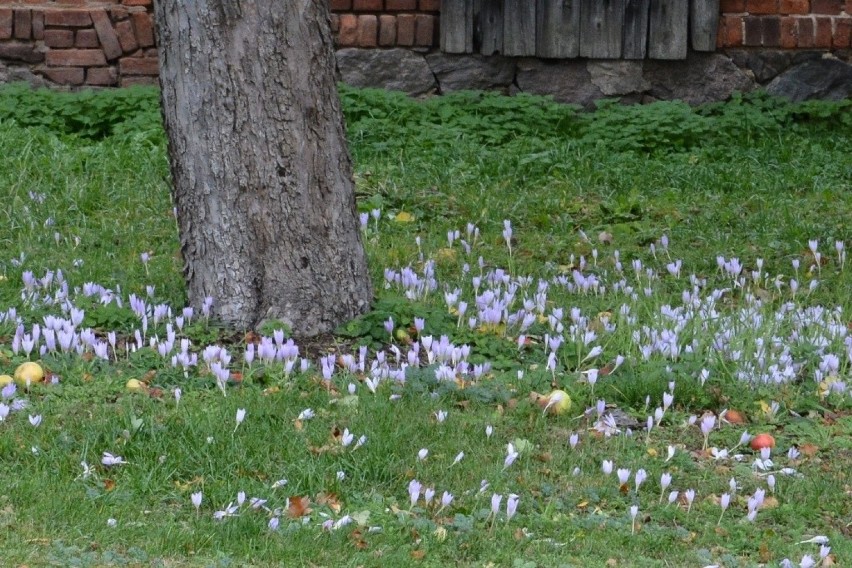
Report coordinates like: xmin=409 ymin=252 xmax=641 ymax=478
xmin=799 ymin=443 xmax=819 ymax=457
xmin=410 ymin=549 xmax=426 ymax=560
xmin=286 ymin=495 xmax=311 ymax=518
xmin=315 ymin=492 xmax=342 ymax=514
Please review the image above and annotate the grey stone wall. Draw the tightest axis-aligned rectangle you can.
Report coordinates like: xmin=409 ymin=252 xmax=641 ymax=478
xmin=335 ymin=48 xmax=852 ymax=105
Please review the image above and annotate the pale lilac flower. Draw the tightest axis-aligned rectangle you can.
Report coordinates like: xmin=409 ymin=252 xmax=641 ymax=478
xmin=297 ymin=408 xmax=315 ymax=421
xmin=630 ymin=505 xmax=639 ymax=535
xmin=333 ymin=515 xmax=353 ymax=530
xmin=439 ymin=491 xmax=454 ymax=510
xmin=767 ymin=474 xmax=776 ymax=492
xmin=354 ymin=435 xmax=367 ymax=449
xmin=191 ymin=491 xmax=203 ymax=516
xmin=617 ymin=468 xmax=631 ymax=485
xmin=700 ymin=414 xmax=716 ymax=449
xmin=2 ymin=383 xmax=16 ymax=399
xmin=668 ymin=490 xmax=679 ymax=505
xmin=506 ymin=494 xmax=519 ymax=521
xmin=418 ymin=448 xmax=429 ymax=461
xmin=662 ymin=392 xmax=673 ymax=412
xmin=491 ymin=493 xmax=503 ymax=517
xmin=28 ymin=414 xmax=42 ymax=427
xmin=237 ymin=491 xmax=246 ymax=506
xmin=718 ymin=492 xmax=730 ymax=524
xmin=485 ymin=425 xmax=493 ymax=438
xmin=796 ymin=536 xmax=829 ymax=545
xmin=335 ymin=470 xmax=346 ymax=481
xmin=107 ymin=518 xmax=117 ymax=527
xmin=0 ymin=403 xmax=9 ymax=421
xmin=569 ymin=433 xmax=579 ymax=449
xmin=799 ymin=555 xmax=816 ymax=568
xmin=174 ymin=387 xmax=182 ymax=406
xmin=424 ymin=487 xmax=435 ymax=505
xmin=504 ymin=443 xmax=519 ymax=469
xmin=666 ymin=445 xmax=676 ymax=462
xmin=710 ymin=447 xmax=729 ymax=460
xmin=271 ymin=479 xmax=288 ymax=489
xmin=787 ymin=447 xmax=800 ymax=460
xmin=452 ymin=451 xmax=465 ymax=466
xmin=659 ymin=473 xmax=672 ymax=503
xmin=268 ymin=517 xmax=280 ymax=531
xmin=435 ymin=410 xmax=447 ymax=423
xmin=634 ymin=469 xmax=647 ymax=492
xmin=102 ymin=452 xmax=127 ymax=466
xmin=685 ymin=489 xmax=695 ymax=513
xmin=408 ymin=479 xmax=422 ymax=507
xmin=234 ymin=408 xmax=246 ymax=432
xmin=341 ymin=429 xmax=354 ymax=447
xmin=819 ymin=545 xmax=831 ymax=560
xmin=602 ymin=460 xmax=614 ymax=475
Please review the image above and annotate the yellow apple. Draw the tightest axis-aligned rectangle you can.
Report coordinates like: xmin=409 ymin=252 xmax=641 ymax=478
xmin=0 ymin=374 xmax=13 ymax=387
xmin=542 ymin=389 xmax=572 ymax=415
xmin=125 ymin=379 xmax=146 ymax=393
xmin=14 ymin=362 xmax=44 ymax=386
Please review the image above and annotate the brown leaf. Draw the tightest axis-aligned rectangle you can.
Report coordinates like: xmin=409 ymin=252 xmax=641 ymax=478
xmin=535 ymin=452 xmax=553 ymax=463
xmin=287 ymin=496 xmax=311 ymax=518
xmin=349 ymin=529 xmax=368 ymax=550
xmin=759 ymin=496 xmax=779 ymax=510
xmin=759 ymin=541 xmax=772 ymax=564
xmin=293 ymin=419 xmax=304 ymax=431
xmin=799 ymin=443 xmax=819 ymax=457
xmin=103 ymin=479 xmax=116 ymax=492
xmin=315 ymin=492 xmax=342 ymax=514
xmin=410 ymin=550 xmax=426 ymax=560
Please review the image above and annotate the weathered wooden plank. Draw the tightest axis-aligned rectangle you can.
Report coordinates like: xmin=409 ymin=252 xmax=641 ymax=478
xmin=579 ymin=0 xmax=625 ymax=59
xmin=475 ymin=0 xmax=504 ymax=55
xmin=503 ymin=0 xmax=536 ymax=56
xmin=536 ymin=0 xmax=580 ymax=58
xmin=691 ymin=0 xmax=720 ymax=51
xmin=440 ymin=0 xmax=474 ymax=54
xmin=622 ymin=0 xmax=650 ymax=59
xmin=648 ymin=0 xmax=688 ymax=59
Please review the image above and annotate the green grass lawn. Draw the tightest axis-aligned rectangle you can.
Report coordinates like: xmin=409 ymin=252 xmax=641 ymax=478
xmin=0 ymin=85 xmax=850 ymax=567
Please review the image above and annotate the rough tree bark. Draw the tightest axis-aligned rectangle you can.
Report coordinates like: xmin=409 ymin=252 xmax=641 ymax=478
xmin=153 ymin=1 xmax=373 ymax=336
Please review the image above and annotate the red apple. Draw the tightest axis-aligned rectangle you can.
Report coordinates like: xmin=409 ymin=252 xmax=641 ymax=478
xmin=750 ymin=433 xmax=776 ymax=451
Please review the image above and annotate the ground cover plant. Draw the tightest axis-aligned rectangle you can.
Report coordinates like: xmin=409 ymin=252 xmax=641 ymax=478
xmin=0 ymin=84 xmax=851 ymax=567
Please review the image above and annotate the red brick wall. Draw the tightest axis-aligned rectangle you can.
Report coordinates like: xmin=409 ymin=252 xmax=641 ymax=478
xmin=0 ymin=1 xmax=849 ymax=89
xmin=718 ymin=0 xmax=852 ymax=48
xmin=329 ymin=0 xmax=439 ymax=48
xmin=0 ymin=0 xmax=156 ymax=87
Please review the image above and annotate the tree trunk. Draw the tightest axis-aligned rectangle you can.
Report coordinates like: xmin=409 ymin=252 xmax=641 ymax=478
xmin=153 ymin=1 xmax=373 ymax=336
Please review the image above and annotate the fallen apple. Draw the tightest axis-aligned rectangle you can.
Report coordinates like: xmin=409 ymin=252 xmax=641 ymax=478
xmin=14 ymin=362 xmax=44 ymax=386
xmin=125 ymin=378 xmax=147 ymax=393
xmin=541 ymin=389 xmax=572 ymax=415
xmin=724 ymin=409 xmax=747 ymax=424
xmin=0 ymin=374 xmax=13 ymax=387
xmin=750 ymin=433 xmax=776 ymax=451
